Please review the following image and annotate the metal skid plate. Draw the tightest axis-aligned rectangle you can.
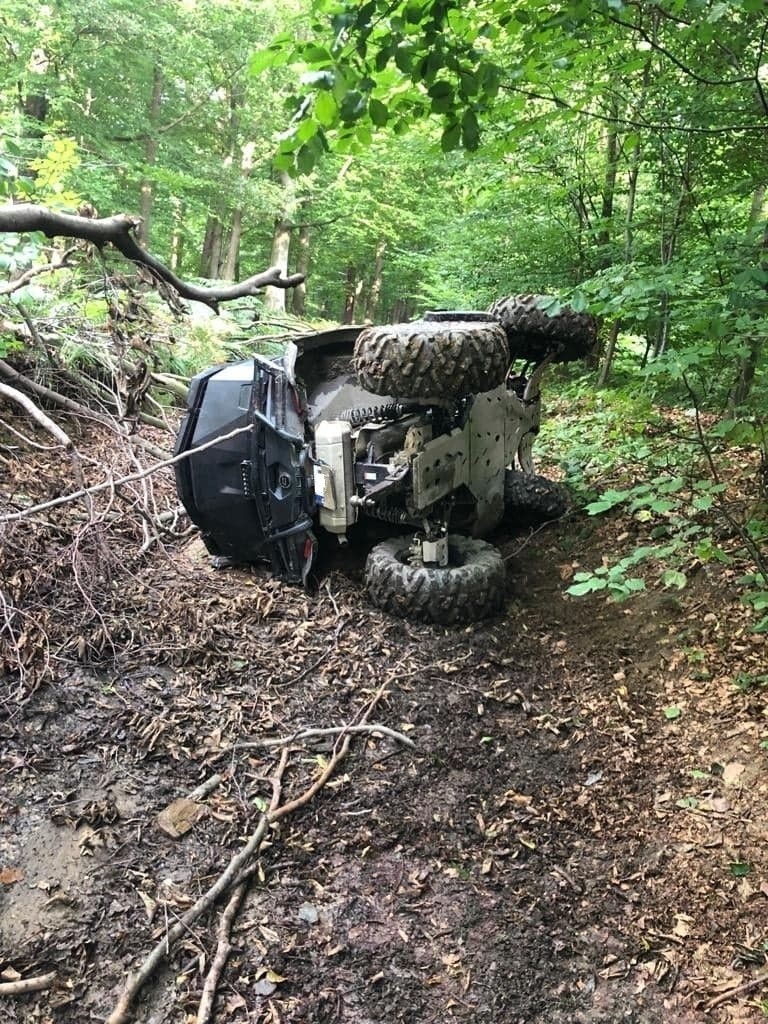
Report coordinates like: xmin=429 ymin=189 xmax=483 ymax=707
xmin=465 ymin=387 xmax=506 ymax=534
xmin=411 ymin=427 xmax=469 ymax=510
xmin=409 ymin=386 xmax=506 ymax=529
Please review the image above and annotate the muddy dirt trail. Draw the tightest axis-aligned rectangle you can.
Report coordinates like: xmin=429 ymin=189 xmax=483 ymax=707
xmin=1 ymin=512 xmax=767 ymax=1024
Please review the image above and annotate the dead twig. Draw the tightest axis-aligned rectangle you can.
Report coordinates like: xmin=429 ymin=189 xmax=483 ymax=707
xmin=239 ymin=723 xmax=416 ymax=750
xmin=195 ymin=882 xmax=248 ymax=1024
xmin=0 ymin=971 xmax=57 ymax=996
xmin=704 ymin=968 xmax=768 ymax=1011
xmin=107 ymin=681 xmax=389 ymax=1024
xmin=0 ymin=423 xmax=254 ymax=523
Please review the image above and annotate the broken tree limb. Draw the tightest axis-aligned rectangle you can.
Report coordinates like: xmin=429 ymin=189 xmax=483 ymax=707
xmin=239 ymin=723 xmax=416 ymax=750
xmin=0 ymin=971 xmax=57 ymax=996
xmin=0 ymin=382 xmax=74 ymax=449
xmin=0 ymin=358 xmax=110 ymax=425
xmin=1 ymin=204 xmax=304 ymax=312
xmin=0 ymin=381 xmax=86 ymax=489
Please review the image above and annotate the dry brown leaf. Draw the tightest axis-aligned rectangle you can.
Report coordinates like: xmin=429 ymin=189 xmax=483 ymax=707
xmin=722 ymin=762 xmax=745 ymax=786
xmin=156 ymin=797 xmax=205 ymax=838
xmin=0 ymin=866 xmax=24 ymax=885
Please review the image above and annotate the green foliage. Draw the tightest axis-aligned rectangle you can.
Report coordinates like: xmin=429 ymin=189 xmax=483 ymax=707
xmin=567 ymin=554 xmax=648 ymax=600
xmin=732 ymin=671 xmax=768 ymax=693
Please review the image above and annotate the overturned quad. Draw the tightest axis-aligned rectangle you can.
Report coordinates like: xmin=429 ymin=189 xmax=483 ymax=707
xmin=174 ymin=297 xmax=596 ymax=623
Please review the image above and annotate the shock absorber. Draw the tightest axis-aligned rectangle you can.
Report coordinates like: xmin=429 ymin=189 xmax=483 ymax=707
xmin=339 ymin=402 xmax=414 ymax=427
xmin=361 ymin=504 xmax=418 ymax=527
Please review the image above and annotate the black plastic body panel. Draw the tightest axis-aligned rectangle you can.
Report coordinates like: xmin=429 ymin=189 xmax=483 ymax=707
xmin=174 ymin=356 xmax=316 ymax=583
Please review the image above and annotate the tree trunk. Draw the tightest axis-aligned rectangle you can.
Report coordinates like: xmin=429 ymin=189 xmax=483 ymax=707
xmin=169 ymin=197 xmax=183 ymax=273
xmin=597 ymin=320 xmax=621 ymax=387
xmin=364 ymin=239 xmax=387 ymax=322
xmin=199 ymin=216 xmax=224 ymax=278
xmin=138 ymin=66 xmax=163 ymax=248
xmin=597 ymin=102 xmax=619 ymax=264
xmin=342 ymin=265 xmax=357 ymax=323
xmin=292 ymin=224 xmax=310 ymax=316
xmin=220 ymin=141 xmax=255 ymax=282
xmin=263 ymin=170 xmax=294 ymax=314
xmin=728 ymin=185 xmax=767 ymax=409
xmin=220 ymin=209 xmax=243 ymax=282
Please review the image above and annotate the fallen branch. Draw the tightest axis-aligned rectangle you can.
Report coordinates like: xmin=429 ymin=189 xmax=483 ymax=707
xmin=0 ymin=357 xmax=110 ymax=425
xmin=0 ymin=380 xmax=85 ymax=489
xmin=1 ymin=204 xmax=304 ymax=312
xmin=106 ymin=749 xmax=288 ymax=1024
xmin=0 ymin=381 xmax=75 ymax=450
xmin=0 ymin=246 xmax=77 ymax=296
xmin=106 ymin=683 xmax=390 ymax=1024
xmin=196 ymin=881 xmax=248 ymax=1024
xmin=704 ymin=968 xmax=768 ymax=1011
xmin=0 ymin=422 xmax=254 ymax=523
xmin=239 ymin=723 xmax=416 ymax=750
xmin=149 ymin=371 xmax=189 ymax=402
xmin=0 ymin=971 xmax=57 ymax=996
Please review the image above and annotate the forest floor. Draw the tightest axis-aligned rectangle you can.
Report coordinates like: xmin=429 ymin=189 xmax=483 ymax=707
xmin=1 ymin=417 xmax=768 ymax=1024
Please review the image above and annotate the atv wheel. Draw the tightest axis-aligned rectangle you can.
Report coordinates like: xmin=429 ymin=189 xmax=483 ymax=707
xmin=505 ymin=470 xmax=569 ymax=524
xmin=489 ymin=294 xmax=597 ymax=363
xmin=364 ymin=535 xmax=505 ymax=624
xmin=354 ymin=319 xmax=509 ymax=400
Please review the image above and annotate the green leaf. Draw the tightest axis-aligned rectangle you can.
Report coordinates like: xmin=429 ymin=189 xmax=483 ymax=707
xmin=461 ymin=109 xmax=480 ymax=150
xmin=404 ymin=0 xmax=423 ymax=22
xmin=314 ymin=91 xmax=337 ymax=127
xmin=369 ymin=98 xmax=389 ymax=126
xmin=441 ymin=121 xmax=462 ymax=152
xmin=302 ymin=44 xmax=334 ymax=65
xmin=429 ymin=80 xmax=455 ymax=114
xmin=566 ymin=577 xmax=608 ymax=595
xmin=662 ymin=569 xmax=687 ymax=590
xmin=250 ymin=42 xmax=290 ymax=75
xmin=295 ymin=118 xmax=319 ymax=143
xmin=296 ymin=145 xmax=316 ymax=175
xmin=458 ymin=72 xmax=479 ymax=99
xmin=339 ymin=90 xmax=366 ymax=123
xmin=394 ymin=45 xmax=414 ymax=73
xmin=729 ymin=862 xmax=751 ymax=877
xmin=621 ymin=577 xmax=646 ymax=592
xmin=664 ymin=705 xmax=682 ymax=720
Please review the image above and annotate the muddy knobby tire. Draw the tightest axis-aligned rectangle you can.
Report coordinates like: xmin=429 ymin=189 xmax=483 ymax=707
xmin=353 ymin=319 xmax=509 ymax=400
xmin=489 ymin=294 xmax=597 ymax=364
xmin=505 ymin=471 xmax=569 ymax=525
xmin=364 ymin=535 xmax=506 ymax=625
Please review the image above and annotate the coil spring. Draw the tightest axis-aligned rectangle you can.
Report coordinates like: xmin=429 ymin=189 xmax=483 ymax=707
xmin=362 ymin=505 xmax=417 ymax=526
xmin=339 ymin=402 xmax=403 ymax=427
